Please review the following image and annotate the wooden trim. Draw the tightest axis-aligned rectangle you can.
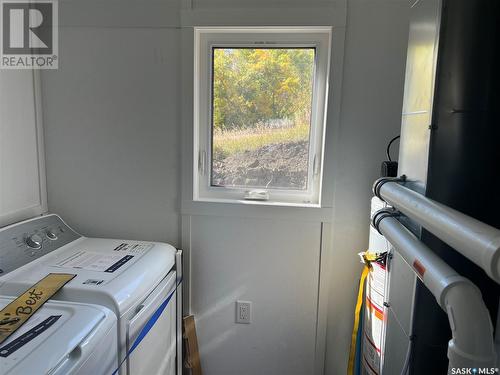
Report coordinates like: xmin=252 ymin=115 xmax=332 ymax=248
xmin=183 ymin=315 xmax=202 ymax=375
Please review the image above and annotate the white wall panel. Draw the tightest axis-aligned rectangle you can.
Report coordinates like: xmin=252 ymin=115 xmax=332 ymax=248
xmin=58 ymin=0 xmax=180 ymax=27
xmin=179 ymin=2 xmax=345 ymax=373
xmin=189 ymin=215 xmax=321 ymax=375
xmin=324 ymin=1 xmax=410 ymax=373
xmin=192 ymin=0 xmax=335 ymax=9
xmin=0 ymin=71 xmax=47 ymax=227
xmin=41 ymin=27 xmax=181 ymax=243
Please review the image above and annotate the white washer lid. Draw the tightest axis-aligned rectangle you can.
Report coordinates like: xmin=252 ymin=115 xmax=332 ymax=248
xmin=0 ymin=237 xmax=176 ymax=315
xmin=0 ymin=297 xmax=116 ymax=375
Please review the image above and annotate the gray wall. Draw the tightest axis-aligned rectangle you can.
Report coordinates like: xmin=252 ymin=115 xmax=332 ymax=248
xmin=188 ymin=215 xmax=322 ymax=375
xmin=325 ymin=1 xmax=409 ymax=373
xmin=41 ymin=1 xmax=181 ymax=244
xmin=178 ymin=2 xmax=346 ymax=374
xmin=40 ymin=0 xmax=409 ymax=374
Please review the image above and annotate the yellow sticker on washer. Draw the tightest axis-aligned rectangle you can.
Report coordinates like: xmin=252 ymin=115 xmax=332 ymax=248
xmin=0 ymin=273 xmax=76 ymax=344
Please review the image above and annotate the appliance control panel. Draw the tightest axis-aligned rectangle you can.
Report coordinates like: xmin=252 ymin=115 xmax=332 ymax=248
xmin=0 ymin=215 xmax=81 ymax=276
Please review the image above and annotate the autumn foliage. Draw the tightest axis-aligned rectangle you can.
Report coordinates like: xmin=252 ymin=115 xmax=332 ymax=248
xmin=212 ymin=48 xmax=315 ymax=131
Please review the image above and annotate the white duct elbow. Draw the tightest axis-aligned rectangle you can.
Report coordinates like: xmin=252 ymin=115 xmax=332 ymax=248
xmin=443 ymin=281 xmax=497 ymax=369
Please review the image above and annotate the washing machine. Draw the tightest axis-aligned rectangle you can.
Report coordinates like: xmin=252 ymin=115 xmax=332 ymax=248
xmin=0 ymin=214 xmax=182 ymax=375
xmin=0 ymin=296 xmax=117 ymax=375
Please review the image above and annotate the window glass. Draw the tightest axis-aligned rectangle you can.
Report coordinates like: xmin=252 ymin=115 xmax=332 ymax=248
xmin=210 ymin=47 xmax=316 ymax=190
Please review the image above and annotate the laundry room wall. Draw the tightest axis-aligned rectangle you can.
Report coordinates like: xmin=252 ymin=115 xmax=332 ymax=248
xmin=324 ymin=1 xmax=409 ymax=373
xmin=40 ymin=0 xmax=409 ymax=374
xmin=41 ymin=0 xmax=182 ymax=244
xmin=180 ymin=1 xmax=409 ymax=375
xmin=179 ymin=1 xmax=345 ymax=374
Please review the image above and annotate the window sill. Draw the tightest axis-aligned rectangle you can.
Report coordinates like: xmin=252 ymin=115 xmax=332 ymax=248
xmin=195 ymin=197 xmax=321 ymax=208
xmin=182 ymin=199 xmax=333 ymax=222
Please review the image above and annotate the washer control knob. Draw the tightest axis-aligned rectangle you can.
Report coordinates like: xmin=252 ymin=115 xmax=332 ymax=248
xmin=26 ymin=234 xmax=43 ymax=249
xmin=46 ymin=229 xmax=58 ymax=240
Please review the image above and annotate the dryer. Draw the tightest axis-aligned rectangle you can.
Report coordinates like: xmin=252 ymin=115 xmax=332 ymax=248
xmin=0 ymin=214 xmax=181 ymax=375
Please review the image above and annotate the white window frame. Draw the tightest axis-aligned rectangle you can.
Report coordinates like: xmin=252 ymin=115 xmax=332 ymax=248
xmin=193 ymin=27 xmax=331 ymax=207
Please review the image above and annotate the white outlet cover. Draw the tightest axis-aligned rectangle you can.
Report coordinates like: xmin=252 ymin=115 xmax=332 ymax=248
xmin=236 ymin=300 xmax=252 ymax=324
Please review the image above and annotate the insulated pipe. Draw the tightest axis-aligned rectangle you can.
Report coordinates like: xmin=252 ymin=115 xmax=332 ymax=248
xmin=373 ymin=178 xmax=500 ymax=283
xmin=376 ymin=215 xmax=497 ymax=370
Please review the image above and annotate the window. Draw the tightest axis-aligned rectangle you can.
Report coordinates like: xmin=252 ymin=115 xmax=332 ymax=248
xmin=194 ymin=27 xmax=331 ymax=206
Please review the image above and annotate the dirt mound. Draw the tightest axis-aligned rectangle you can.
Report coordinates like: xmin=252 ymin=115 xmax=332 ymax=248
xmin=212 ymin=140 xmax=309 ymax=189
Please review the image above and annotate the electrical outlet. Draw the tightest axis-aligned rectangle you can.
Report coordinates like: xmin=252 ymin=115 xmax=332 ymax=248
xmin=236 ymin=301 xmax=251 ymax=324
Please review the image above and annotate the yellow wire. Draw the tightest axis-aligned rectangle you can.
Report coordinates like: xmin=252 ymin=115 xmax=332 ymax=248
xmin=347 ymin=265 xmax=370 ymax=375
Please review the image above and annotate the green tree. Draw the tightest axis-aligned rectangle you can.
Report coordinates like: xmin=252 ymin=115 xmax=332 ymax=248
xmin=212 ymin=48 xmax=314 ymax=131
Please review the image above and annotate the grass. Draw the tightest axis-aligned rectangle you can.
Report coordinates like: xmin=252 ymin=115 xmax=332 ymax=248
xmin=213 ymin=123 xmax=310 ymax=157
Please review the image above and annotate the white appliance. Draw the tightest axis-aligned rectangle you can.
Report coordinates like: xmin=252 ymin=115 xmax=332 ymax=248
xmin=0 ymin=214 xmax=181 ymax=375
xmin=360 ymin=197 xmax=391 ymax=375
xmin=0 ymin=297 xmax=117 ymax=375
